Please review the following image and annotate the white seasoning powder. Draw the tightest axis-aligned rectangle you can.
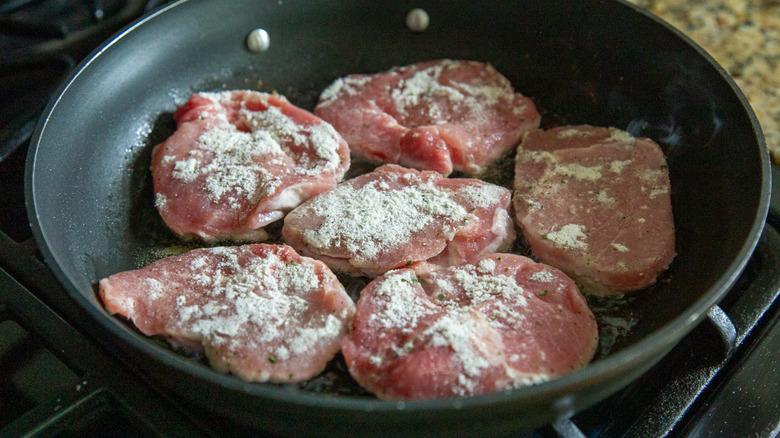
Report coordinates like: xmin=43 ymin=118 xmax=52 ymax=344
xmin=611 ymin=243 xmax=630 ymax=252
xmin=179 ymin=306 xmax=202 ymax=322
xmin=546 ymin=224 xmax=589 ymax=250
xmin=456 ymin=82 xmax=511 ymax=106
xmin=190 ymin=256 xmax=208 ymax=270
xmin=374 ymin=258 xmax=554 ymax=394
xmin=453 ymin=265 xmax=527 ymax=306
xmin=556 ymin=128 xmax=594 ymax=139
xmin=476 ymin=258 xmax=496 ymax=273
xmin=529 ymin=270 xmax=554 ymax=283
xmin=243 ymin=106 xmax=306 ymax=147
xmin=167 ymin=247 xmax=334 ymax=361
xmin=192 ymin=272 xmax=212 ymax=286
xmin=301 ymin=178 xmax=469 ymax=261
xmin=554 ymin=163 xmax=603 ymax=181
xmin=609 ymin=159 xmax=633 ymax=174
xmin=172 ymin=158 xmax=201 ymax=183
xmin=522 ymin=149 xmax=555 ymax=164
xmin=320 ymin=61 xmax=517 ymax=128
xmin=607 ymin=128 xmax=636 ymax=144
xmin=456 ymin=183 xmax=507 ymax=209
xmin=510 ymin=373 xmax=551 ymax=388
xmin=154 ymin=193 xmax=168 ymax=210
xmin=423 ymin=310 xmax=492 ymax=377
xmin=640 ymin=169 xmax=664 ymax=183
xmin=168 ymin=92 xmax=343 ymax=211
xmin=595 ymin=190 xmax=616 ymax=205
xmin=649 ymin=186 xmax=669 ymax=199
xmin=289 ymin=314 xmax=344 ymax=354
xmin=201 ymin=302 xmax=224 ymax=316
xmin=169 ymin=122 xmax=279 ymax=209
xmin=392 ymin=63 xmax=465 ymax=111
xmin=307 ymin=123 xmax=342 ymax=167
xmin=144 ymin=278 xmax=164 ymax=300
xmin=275 ymin=346 xmax=291 ymax=361
xmin=390 ymin=61 xmax=515 ymax=125
xmin=640 ymin=169 xmax=669 ymax=200
xmin=317 ymin=75 xmax=374 ymax=106
xmin=243 ymin=105 xmax=342 ymax=174
xmin=375 ymin=270 xmax=437 ymax=332
xmin=273 ymin=260 xmax=320 ymax=293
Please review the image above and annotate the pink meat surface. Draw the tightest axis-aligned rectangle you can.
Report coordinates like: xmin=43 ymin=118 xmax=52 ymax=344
xmin=513 ymin=125 xmax=676 ymax=295
xmin=341 ymin=253 xmax=598 ymax=400
xmin=314 ymin=60 xmax=541 ymax=176
xmin=151 ymin=90 xmax=350 ymax=242
xmin=282 ymin=164 xmax=516 ymax=277
xmin=99 ymin=244 xmax=356 ymax=383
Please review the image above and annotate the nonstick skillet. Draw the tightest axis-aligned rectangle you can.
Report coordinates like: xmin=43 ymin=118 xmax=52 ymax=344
xmin=26 ymin=0 xmax=771 ymax=436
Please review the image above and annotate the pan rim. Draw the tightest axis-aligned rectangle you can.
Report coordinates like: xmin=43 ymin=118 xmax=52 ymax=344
xmin=24 ymin=0 xmax=772 ymax=418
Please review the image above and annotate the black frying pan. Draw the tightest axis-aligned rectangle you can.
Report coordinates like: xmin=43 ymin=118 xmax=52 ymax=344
xmin=26 ymin=0 xmax=771 ymax=436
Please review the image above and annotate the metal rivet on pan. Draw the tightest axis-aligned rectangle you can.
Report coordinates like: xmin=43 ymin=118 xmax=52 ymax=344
xmin=406 ymin=8 xmax=429 ymax=32
xmin=246 ymin=28 xmax=270 ymax=52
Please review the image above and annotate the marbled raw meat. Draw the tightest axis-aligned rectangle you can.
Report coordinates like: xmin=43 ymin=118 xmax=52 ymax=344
xmin=314 ymin=60 xmax=540 ymax=175
xmin=99 ymin=244 xmax=356 ymax=383
xmin=152 ymin=90 xmax=350 ymax=242
xmin=341 ymin=253 xmax=598 ymax=400
xmin=282 ymin=164 xmax=516 ymax=277
xmin=513 ymin=125 xmax=675 ymax=295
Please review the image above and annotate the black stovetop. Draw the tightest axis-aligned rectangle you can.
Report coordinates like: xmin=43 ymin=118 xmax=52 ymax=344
xmin=1 ymin=1 xmax=779 ymax=437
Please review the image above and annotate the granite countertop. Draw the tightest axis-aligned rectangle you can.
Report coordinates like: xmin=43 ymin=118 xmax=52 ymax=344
xmin=627 ymin=0 xmax=780 ymax=164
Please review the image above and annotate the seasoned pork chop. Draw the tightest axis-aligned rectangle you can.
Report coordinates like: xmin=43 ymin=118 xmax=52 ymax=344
xmin=314 ymin=60 xmax=540 ymax=175
xmin=152 ymin=90 xmax=350 ymax=242
xmin=513 ymin=125 xmax=675 ymax=295
xmin=99 ymin=244 xmax=356 ymax=383
xmin=341 ymin=253 xmax=598 ymax=400
xmin=282 ymin=164 xmax=516 ymax=277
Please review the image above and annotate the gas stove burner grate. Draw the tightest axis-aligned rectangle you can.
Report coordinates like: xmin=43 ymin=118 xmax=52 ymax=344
xmin=0 ymin=0 xmax=150 ymax=65
xmin=0 ymin=0 xmax=159 ymax=160
xmin=0 ymin=263 xmax=210 ymax=437
xmin=0 ymin=56 xmax=73 ymax=161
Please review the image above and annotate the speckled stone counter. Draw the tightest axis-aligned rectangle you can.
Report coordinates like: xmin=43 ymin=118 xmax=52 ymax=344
xmin=627 ymin=0 xmax=780 ymax=164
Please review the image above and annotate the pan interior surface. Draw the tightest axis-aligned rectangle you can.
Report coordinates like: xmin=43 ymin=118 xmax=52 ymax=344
xmin=26 ymin=0 xmax=769 ymax=435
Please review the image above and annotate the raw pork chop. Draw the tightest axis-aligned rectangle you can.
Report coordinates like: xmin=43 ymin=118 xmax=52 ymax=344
xmin=513 ymin=125 xmax=675 ymax=295
xmin=151 ymin=90 xmax=350 ymax=242
xmin=282 ymin=164 xmax=516 ymax=277
xmin=341 ymin=253 xmax=598 ymax=400
xmin=314 ymin=59 xmax=541 ymax=176
xmin=99 ymin=244 xmax=356 ymax=383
